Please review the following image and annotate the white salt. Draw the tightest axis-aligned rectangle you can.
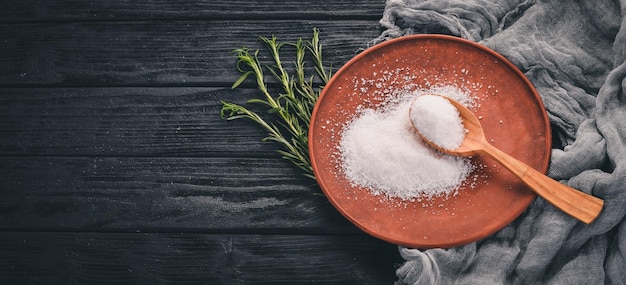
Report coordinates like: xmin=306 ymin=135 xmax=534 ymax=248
xmin=339 ymin=88 xmax=475 ymax=201
xmin=409 ymin=95 xmax=465 ymax=150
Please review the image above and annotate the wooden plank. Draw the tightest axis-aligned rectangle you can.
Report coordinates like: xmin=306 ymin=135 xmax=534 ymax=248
xmin=0 ymin=232 xmax=231 ymax=284
xmin=0 ymin=0 xmax=384 ymax=22
xmin=0 ymin=20 xmax=380 ymax=86
xmin=231 ymin=234 xmax=401 ymax=284
xmin=0 ymin=232 xmax=400 ymax=284
xmin=0 ymin=87 xmax=284 ymax=156
xmin=0 ymin=156 xmax=355 ymax=232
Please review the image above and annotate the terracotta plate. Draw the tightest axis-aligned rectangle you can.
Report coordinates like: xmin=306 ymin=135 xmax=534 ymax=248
xmin=309 ymin=35 xmax=551 ymax=248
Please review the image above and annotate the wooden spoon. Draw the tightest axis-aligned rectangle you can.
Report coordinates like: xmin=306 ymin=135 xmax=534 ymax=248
xmin=409 ymin=95 xmax=604 ymax=224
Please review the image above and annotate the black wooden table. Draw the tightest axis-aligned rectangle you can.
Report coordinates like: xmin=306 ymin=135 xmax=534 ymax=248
xmin=0 ymin=1 xmax=403 ymax=283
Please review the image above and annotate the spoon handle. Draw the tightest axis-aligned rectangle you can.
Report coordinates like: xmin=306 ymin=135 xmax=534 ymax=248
xmin=481 ymin=143 xmax=604 ymax=224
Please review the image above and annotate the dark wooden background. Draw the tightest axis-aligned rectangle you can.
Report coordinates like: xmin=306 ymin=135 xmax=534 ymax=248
xmin=0 ymin=0 xmax=404 ymax=284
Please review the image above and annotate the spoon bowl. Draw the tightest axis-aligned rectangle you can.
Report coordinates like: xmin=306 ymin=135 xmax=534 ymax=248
xmin=410 ymin=95 xmax=604 ymax=224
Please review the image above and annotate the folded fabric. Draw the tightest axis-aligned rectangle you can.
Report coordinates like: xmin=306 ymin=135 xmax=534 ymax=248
xmin=375 ymin=0 xmax=626 ymax=284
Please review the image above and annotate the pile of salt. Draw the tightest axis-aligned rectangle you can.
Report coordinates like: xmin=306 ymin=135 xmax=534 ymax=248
xmin=409 ymin=95 xmax=465 ymax=150
xmin=338 ymin=88 xmax=475 ymax=201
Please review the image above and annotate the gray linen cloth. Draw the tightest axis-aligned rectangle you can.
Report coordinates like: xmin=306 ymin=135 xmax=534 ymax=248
xmin=374 ymin=0 xmax=626 ymax=284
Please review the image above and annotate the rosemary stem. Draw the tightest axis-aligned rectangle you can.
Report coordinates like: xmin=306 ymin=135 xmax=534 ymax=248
xmin=221 ymin=28 xmax=330 ymax=181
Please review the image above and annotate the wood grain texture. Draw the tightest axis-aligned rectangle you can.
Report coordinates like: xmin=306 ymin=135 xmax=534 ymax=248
xmin=0 ymin=0 xmax=401 ymax=283
xmin=0 ymin=20 xmax=380 ymax=86
xmin=0 ymin=232 xmax=401 ymax=284
xmin=0 ymin=156 xmax=359 ymax=232
xmin=0 ymin=87 xmax=282 ymax=156
xmin=0 ymin=0 xmax=384 ymax=22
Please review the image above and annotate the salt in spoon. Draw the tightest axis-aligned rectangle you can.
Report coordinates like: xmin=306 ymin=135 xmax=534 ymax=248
xmin=409 ymin=95 xmax=604 ymax=224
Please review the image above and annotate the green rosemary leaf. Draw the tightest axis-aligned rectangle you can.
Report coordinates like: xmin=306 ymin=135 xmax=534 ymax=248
xmin=246 ymin=98 xmax=273 ymax=107
xmin=232 ymin=71 xmax=254 ymax=89
xmin=267 ymin=107 xmax=284 ymax=114
xmin=221 ymin=28 xmax=330 ymax=182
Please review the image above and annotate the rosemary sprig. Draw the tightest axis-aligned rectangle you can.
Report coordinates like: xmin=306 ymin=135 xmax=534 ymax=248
xmin=220 ymin=28 xmax=331 ymax=181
